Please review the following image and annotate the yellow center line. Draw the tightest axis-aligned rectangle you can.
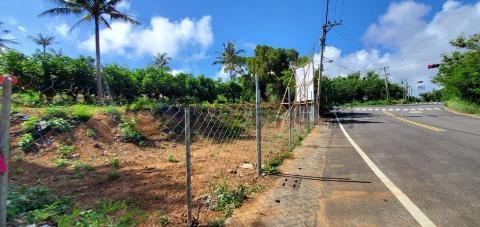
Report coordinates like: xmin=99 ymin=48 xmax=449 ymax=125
xmin=383 ymin=111 xmax=446 ymax=132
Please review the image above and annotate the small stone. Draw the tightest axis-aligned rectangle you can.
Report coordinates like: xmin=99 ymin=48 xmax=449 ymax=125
xmin=72 ymin=153 xmax=80 ymax=158
xmin=239 ymin=163 xmax=254 ymax=169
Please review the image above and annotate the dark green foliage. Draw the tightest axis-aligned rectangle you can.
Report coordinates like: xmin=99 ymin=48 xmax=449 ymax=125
xmin=119 ymin=117 xmax=145 ymax=144
xmin=107 ymin=171 xmax=120 ymax=181
xmin=47 ymin=118 xmax=74 ymax=132
xmin=7 ymin=185 xmax=58 ymax=219
xmin=71 ymin=105 xmax=93 ymax=121
xmin=420 ymin=90 xmax=443 ymax=102
xmin=22 ymin=117 xmax=40 ymax=131
xmin=434 ymin=34 xmax=480 ymax=104
xmin=18 ymin=133 xmax=35 ymax=152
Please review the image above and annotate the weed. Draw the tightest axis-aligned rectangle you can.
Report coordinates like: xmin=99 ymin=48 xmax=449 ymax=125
xmin=167 ymin=153 xmax=178 ymax=163
xmin=72 ymin=161 xmax=93 ymax=172
xmin=71 ymin=105 xmax=93 ymax=121
xmin=262 ymin=152 xmax=292 ymax=175
xmin=128 ymin=97 xmax=158 ymax=111
xmin=13 ymin=153 xmax=22 ymax=162
xmin=96 ymin=200 xmax=128 ymax=214
xmin=158 ymin=214 xmax=169 ymax=226
xmin=12 ymin=90 xmax=42 ymax=107
xmin=211 ymin=180 xmax=248 ymax=217
xmin=18 ymin=133 xmax=35 ymax=152
xmin=48 ymin=118 xmax=74 ymax=132
xmin=22 ymin=116 xmax=40 ymax=131
xmin=57 ymin=144 xmax=75 ymax=159
xmin=53 ymin=158 xmax=70 ymax=168
xmin=15 ymin=167 xmax=26 ymax=174
xmin=86 ymin=128 xmax=97 ymax=139
xmin=109 ymin=157 xmax=120 ymax=169
xmin=7 ymin=185 xmax=58 ymax=219
xmin=119 ymin=117 xmax=144 ymax=144
xmin=45 ymin=106 xmax=68 ymax=118
xmin=28 ymin=198 xmax=73 ymax=223
xmin=107 ymin=171 xmax=120 ymax=181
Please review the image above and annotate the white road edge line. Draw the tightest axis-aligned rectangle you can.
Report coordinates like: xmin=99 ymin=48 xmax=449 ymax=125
xmin=333 ymin=112 xmax=436 ymax=227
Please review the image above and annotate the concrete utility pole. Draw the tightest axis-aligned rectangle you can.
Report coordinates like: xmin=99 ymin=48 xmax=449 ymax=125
xmin=382 ymin=66 xmax=390 ymax=102
xmin=317 ymin=0 xmax=341 ymax=116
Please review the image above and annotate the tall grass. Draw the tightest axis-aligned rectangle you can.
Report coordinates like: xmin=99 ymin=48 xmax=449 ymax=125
xmin=445 ymin=98 xmax=480 ymax=115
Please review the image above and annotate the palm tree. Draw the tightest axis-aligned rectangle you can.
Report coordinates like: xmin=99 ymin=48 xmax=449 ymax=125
xmin=29 ymin=33 xmax=56 ymax=53
xmin=0 ymin=22 xmax=19 ymax=52
xmin=152 ymin=52 xmax=171 ymax=69
xmin=213 ymin=41 xmax=245 ymax=80
xmin=39 ymin=0 xmax=140 ymax=100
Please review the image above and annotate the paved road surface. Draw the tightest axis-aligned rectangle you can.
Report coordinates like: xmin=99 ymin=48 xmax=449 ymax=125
xmin=229 ymin=103 xmax=480 ymax=226
xmin=333 ymin=103 xmax=480 ymax=226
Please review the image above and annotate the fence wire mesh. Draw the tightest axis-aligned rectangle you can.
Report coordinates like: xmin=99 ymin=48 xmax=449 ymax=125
xmin=7 ymin=96 xmax=315 ymax=225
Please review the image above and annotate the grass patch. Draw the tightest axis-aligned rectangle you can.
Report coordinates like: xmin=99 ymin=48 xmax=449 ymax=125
xmin=22 ymin=116 xmax=40 ymax=131
xmin=262 ymin=152 xmax=292 ymax=175
xmin=119 ymin=117 xmax=146 ymax=145
xmin=72 ymin=161 xmax=93 ymax=172
xmin=104 ymin=106 xmax=122 ymax=122
xmin=47 ymin=118 xmax=74 ymax=133
xmin=45 ymin=106 xmax=69 ymax=118
xmin=108 ymin=171 xmax=120 ymax=181
xmin=70 ymin=104 xmax=94 ymax=121
xmin=445 ymin=98 xmax=480 ymax=115
xmin=109 ymin=157 xmax=120 ymax=169
xmin=57 ymin=144 xmax=75 ymax=159
xmin=53 ymin=158 xmax=70 ymax=168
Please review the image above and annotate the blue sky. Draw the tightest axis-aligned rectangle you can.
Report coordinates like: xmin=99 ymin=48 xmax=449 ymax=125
xmin=1 ymin=0 xmax=479 ymax=93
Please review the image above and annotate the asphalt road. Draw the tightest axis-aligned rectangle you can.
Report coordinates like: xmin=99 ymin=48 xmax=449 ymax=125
xmin=332 ymin=103 xmax=480 ymax=226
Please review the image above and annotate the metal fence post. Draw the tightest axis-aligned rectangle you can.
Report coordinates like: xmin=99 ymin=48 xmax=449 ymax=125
xmin=184 ymin=106 xmax=193 ymax=226
xmin=307 ymin=102 xmax=311 ymax=131
xmin=255 ymin=74 xmax=262 ymax=176
xmin=0 ymin=77 xmax=12 ymax=227
xmin=288 ymin=87 xmax=292 ymax=151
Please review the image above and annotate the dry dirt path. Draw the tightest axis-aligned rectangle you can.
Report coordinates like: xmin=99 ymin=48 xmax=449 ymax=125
xmin=227 ymin=117 xmax=417 ymax=226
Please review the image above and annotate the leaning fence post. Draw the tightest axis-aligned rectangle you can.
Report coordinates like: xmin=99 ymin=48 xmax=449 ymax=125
xmin=184 ymin=106 xmax=193 ymax=226
xmin=0 ymin=77 xmax=12 ymax=227
xmin=255 ymin=73 xmax=262 ymax=176
xmin=288 ymin=87 xmax=292 ymax=151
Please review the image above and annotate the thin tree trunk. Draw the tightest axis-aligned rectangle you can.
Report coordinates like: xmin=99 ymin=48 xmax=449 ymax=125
xmin=95 ymin=18 xmax=103 ymax=101
xmin=0 ymin=78 xmax=12 ymax=226
xmin=43 ymin=45 xmax=46 ymax=54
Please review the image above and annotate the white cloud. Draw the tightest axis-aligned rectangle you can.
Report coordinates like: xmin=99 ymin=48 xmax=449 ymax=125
xmin=321 ymin=0 xmax=480 ymax=94
xmin=171 ymin=69 xmax=186 ymax=75
xmin=216 ymin=66 xmax=230 ymax=81
xmin=55 ymin=23 xmax=69 ymax=38
xmin=116 ymin=1 xmax=130 ymax=11
xmin=17 ymin=26 xmax=26 ymax=33
xmin=79 ymin=15 xmax=214 ymax=59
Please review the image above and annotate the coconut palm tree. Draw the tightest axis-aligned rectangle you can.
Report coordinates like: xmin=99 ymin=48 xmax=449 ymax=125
xmin=39 ymin=0 xmax=140 ymax=100
xmin=152 ymin=52 xmax=171 ymax=69
xmin=213 ymin=41 xmax=245 ymax=80
xmin=0 ymin=22 xmax=19 ymax=52
xmin=29 ymin=33 xmax=56 ymax=53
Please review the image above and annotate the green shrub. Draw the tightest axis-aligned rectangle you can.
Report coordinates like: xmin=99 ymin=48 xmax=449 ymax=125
xmin=48 ymin=118 xmax=74 ymax=132
xmin=28 ymin=198 xmax=73 ymax=223
xmin=7 ymin=185 xmax=58 ymax=219
xmin=167 ymin=153 xmax=178 ymax=163
xmin=45 ymin=106 xmax=68 ymax=118
xmin=53 ymin=158 xmax=70 ymax=168
xmin=158 ymin=214 xmax=169 ymax=226
xmin=71 ymin=105 xmax=93 ymax=121
xmin=104 ymin=106 xmax=121 ymax=122
xmin=72 ymin=161 xmax=93 ymax=172
xmin=12 ymin=90 xmax=42 ymax=107
xmin=128 ymin=97 xmax=158 ymax=111
xmin=119 ymin=118 xmax=144 ymax=144
xmin=15 ymin=167 xmax=26 ymax=174
xmin=57 ymin=144 xmax=75 ymax=159
xmin=86 ymin=128 xmax=96 ymax=139
xmin=22 ymin=117 xmax=40 ymax=131
xmin=107 ymin=171 xmax=120 ymax=181
xmin=109 ymin=158 xmax=120 ymax=169
xmin=18 ymin=133 xmax=35 ymax=152
xmin=210 ymin=181 xmax=252 ymax=218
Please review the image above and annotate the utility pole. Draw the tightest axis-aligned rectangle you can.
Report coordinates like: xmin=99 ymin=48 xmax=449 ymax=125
xmin=317 ymin=0 xmax=341 ymax=117
xmin=381 ymin=66 xmax=390 ymax=102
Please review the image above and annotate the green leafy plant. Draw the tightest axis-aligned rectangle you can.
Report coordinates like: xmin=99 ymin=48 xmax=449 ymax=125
xmin=71 ymin=105 xmax=93 ymax=121
xmin=53 ymin=158 xmax=70 ymax=168
xmin=7 ymin=185 xmax=58 ymax=219
xmin=210 ymin=180 xmax=252 ymax=219
xmin=86 ymin=128 xmax=97 ymax=139
xmin=167 ymin=153 xmax=178 ymax=163
xmin=109 ymin=157 xmax=120 ymax=169
xmin=18 ymin=133 xmax=35 ymax=152
xmin=72 ymin=161 xmax=93 ymax=172
xmin=48 ymin=118 xmax=74 ymax=132
xmin=57 ymin=144 xmax=75 ymax=159
xmin=158 ymin=214 xmax=169 ymax=226
xmin=119 ymin=117 xmax=144 ymax=144
xmin=45 ymin=106 xmax=68 ymax=118
xmin=107 ymin=171 xmax=120 ymax=181
xmin=15 ymin=167 xmax=26 ymax=174
xmin=262 ymin=152 xmax=292 ymax=175
xmin=22 ymin=116 xmax=40 ymax=131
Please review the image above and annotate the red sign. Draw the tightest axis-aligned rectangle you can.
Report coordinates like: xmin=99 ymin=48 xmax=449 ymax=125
xmin=0 ymin=154 xmax=7 ymax=174
xmin=0 ymin=74 xmax=17 ymax=85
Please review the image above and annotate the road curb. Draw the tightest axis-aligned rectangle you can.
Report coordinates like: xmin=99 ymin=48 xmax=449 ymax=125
xmin=443 ymin=107 xmax=480 ymax=119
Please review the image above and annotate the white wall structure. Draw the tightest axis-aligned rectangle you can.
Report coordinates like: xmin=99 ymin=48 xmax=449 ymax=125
xmin=294 ymin=61 xmax=315 ymax=103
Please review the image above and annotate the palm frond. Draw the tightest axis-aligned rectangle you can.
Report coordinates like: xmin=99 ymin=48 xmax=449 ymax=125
xmin=39 ymin=7 xmax=82 ymax=17
xmin=108 ymin=11 xmax=140 ymax=25
xmin=99 ymin=16 xmax=111 ymax=29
